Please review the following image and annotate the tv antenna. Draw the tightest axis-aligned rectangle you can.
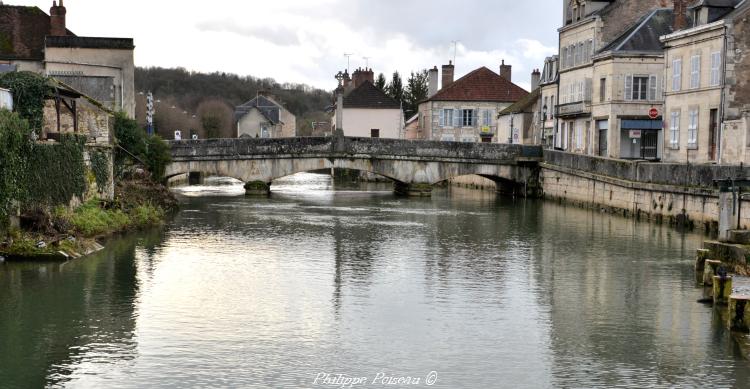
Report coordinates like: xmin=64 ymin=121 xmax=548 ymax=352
xmin=451 ymin=40 xmax=460 ymax=64
xmin=344 ymin=53 xmax=354 ymax=73
xmin=362 ymin=56 xmax=371 ymax=69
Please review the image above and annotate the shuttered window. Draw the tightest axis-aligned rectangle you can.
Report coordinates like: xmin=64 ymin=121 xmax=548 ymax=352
xmin=688 ymin=109 xmax=698 ymax=147
xmin=672 ymin=58 xmax=682 ymax=92
xmin=710 ymin=52 xmax=721 ymax=86
xmin=690 ymin=55 xmax=701 ymax=89
xmin=670 ymin=111 xmax=680 ymax=148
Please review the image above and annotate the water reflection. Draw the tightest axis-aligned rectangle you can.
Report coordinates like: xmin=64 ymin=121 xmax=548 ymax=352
xmin=1 ymin=173 xmax=748 ymax=388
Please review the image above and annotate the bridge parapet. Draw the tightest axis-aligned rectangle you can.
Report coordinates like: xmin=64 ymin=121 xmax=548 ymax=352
xmin=169 ymin=136 xmax=543 ymax=164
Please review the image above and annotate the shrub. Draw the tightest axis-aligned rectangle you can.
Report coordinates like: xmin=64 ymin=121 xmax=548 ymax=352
xmin=144 ymin=135 xmax=171 ymax=181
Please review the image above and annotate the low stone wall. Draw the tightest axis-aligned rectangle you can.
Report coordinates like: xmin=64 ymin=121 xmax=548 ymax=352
xmin=542 ymin=151 xmax=750 ymax=230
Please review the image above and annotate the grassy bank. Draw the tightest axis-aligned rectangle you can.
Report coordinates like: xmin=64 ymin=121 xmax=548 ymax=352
xmin=0 ymin=178 xmax=177 ymax=260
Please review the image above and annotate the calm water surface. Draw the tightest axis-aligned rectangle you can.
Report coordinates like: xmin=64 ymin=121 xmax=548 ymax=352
xmin=1 ymin=173 xmax=749 ymax=388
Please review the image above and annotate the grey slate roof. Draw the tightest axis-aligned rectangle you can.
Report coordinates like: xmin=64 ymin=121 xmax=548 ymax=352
xmin=599 ymin=8 xmax=676 ymax=54
xmin=235 ymin=95 xmax=282 ymax=124
xmin=343 ymin=81 xmax=401 ymax=109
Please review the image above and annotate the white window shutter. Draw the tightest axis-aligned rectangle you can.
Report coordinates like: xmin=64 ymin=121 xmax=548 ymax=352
xmin=649 ymin=75 xmax=657 ymax=101
xmin=453 ymin=109 xmax=460 ymax=127
xmin=625 ymin=75 xmax=633 ymax=101
xmin=439 ymin=109 xmax=445 ymax=127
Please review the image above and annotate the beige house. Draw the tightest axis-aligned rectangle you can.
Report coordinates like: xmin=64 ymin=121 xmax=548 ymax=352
xmin=555 ymin=0 xmax=674 ymax=157
xmin=332 ymin=70 xmax=403 ymax=139
xmin=661 ymin=0 xmax=749 ymax=164
xmin=539 ymin=56 xmax=559 ymax=147
xmin=0 ymin=1 xmax=135 ymax=117
xmin=417 ymin=63 xmax=528 ymax=143
xmin=235 ymin=94 xmax=296 ymax=138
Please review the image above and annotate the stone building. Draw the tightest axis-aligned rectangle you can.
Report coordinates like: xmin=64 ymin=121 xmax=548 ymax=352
xmin=589 ymin=8 xmax=676 ymax=160
xmin=416 ymin=62 xmax=528 ymax=143
xmin=497 ymin=69 xmax=542 ymax=145
xmin=539 ymin=56 xmax=560 ymax=147
xmin=661 ymin=0 xmax=750 ymax=164
xmin=331 ymin=68 xmax=403 ymax=139
xmin=235 ymin=94 xmax=296 ymax=138
xmin=0 ymin=1 xmax=135 ymax=117
xmin=555 ymin=0 xmax=675 ymax=157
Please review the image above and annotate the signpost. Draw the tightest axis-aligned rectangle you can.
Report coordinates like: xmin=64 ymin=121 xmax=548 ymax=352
xmin=649 ymin=108 xmax=659 ymax=120
xmin=146 ymin=92 xmax=154 ymax=136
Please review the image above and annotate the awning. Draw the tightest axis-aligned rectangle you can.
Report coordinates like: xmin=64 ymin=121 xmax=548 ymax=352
xmin=621 ymin=119 xmax=662 ymax=130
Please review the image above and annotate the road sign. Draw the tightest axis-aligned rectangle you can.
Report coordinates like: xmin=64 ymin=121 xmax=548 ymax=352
xmin=649 ymin=108 xmax=659 ymax=119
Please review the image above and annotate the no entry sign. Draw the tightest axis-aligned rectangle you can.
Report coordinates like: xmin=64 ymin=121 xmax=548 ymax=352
xmin=649 ymin=108 xmax=659 ymax=119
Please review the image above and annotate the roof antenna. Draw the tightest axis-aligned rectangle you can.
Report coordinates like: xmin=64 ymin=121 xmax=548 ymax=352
xmin=344 ymin=53 xmax=354 ymax=73
xmin=363 ymin=56 xmax=371 ymax=69
xmin=451 ymin=40 xmax=460 ymax=65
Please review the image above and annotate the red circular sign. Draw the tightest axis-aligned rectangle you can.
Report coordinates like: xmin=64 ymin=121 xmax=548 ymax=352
xmin=649 ymin=108 xmax=659 ymax=119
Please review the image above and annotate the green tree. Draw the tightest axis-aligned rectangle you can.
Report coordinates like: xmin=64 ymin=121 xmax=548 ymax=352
xmin=386 ymin=72 xmax=404 ymax=104
xmin=404 ymin=70 xmax=429 ymax=119
xmin=114 ymin=112 xmax=147 ymax=174
xmin=144 ymin=135 xmax=171 ymax=181
xmin=375 ymin=73 xmax=387 ymax=92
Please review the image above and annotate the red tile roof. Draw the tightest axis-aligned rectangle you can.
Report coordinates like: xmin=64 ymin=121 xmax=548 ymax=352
xmin=427 ymin=67 xmax=528 ymax=103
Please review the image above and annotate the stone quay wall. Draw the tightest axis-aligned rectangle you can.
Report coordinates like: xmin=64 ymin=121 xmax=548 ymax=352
xmin=540 ymin=150 xmax=750 ymax=230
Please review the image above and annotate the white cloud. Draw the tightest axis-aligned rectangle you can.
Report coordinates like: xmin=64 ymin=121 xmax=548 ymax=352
xmin=20 ymin=0 xmax=561 ymax=90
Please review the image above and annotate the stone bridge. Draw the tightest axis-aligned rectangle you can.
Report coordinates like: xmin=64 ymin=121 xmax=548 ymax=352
xmin=166 ymin=136 xmax=543 ymax=196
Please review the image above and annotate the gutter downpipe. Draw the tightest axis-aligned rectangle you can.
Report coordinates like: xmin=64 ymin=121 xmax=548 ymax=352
xmin=718 ymin=23 xmax=729 ymax=164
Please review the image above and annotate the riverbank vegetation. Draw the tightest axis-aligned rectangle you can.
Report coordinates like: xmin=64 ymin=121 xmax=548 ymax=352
xmin=0 ymin=72 xmax=176 ymax=260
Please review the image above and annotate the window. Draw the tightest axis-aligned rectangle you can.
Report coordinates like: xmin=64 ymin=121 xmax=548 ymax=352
xmin=670 ymin=111 xmax=680 ymax=148
xmin=482 ymin=109 xmax=491 ymax=126
xmin=625 ymin=75 xmax=650 ymax=101
xmin=575 ymin=122 xmax=583 ymax=150
xmin=688 ymin=109 xmax=698 ymax=147
xmin=690 ymin=55 xmax=701 ymax=89
xmin=649 ymin=75 xmax=658 ymax=100
xmin=562 ymin=47 xmax=568 ymax=69
xmin=461 ymin=109 xmax=475 ymax=127
xmin=551 ymin=95 xmax=555 ymax=119
xmin=439 ymin=109 xmax=453 ymax=127
xmin=672 ymin=58 xmax=682 ymax=92
xmin=371 ymin=129 xmax=380 ymax=138
xmin=711 ymin=52 xmax=721 ymax=86
xmin=600 ymin=78 xmax=606 ymax=102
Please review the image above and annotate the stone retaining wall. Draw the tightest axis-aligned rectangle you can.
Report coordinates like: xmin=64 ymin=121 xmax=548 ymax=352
xmin=542 ymin=151 xmax=750 ymax=230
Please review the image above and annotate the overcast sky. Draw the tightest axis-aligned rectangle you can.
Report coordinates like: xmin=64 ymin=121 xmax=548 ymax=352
xmin=24 ymin=0 xmax=562 ymax=91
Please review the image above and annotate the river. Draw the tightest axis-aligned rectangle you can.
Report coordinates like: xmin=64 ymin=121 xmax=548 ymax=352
xmin=1 ymin=173 xmax=748 ymax=388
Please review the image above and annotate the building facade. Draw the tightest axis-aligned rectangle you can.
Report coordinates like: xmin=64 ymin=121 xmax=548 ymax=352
xmin=540 ymin=56 xmax=560 ymax=147
xmin=0 ymin=1 xmax=136 ymax=117
xmin=417 ymin=63 xmax=528 ymax=143
xmin=555 ymin=0 xmax=675 ymax=158
xmin=235 ymin=94 xmax=296 ymax=138
xmin=661 ymin=0 xmax=749 ymax=164
xmin=331 ymin=69 xmax=403 ymax=139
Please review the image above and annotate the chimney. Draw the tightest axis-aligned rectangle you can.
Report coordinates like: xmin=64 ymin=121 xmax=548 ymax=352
xmin=352 ymin=67 xmax=375 ymax=88
xmin=673 ymin=0 xmax=687 ymax=31
xmin=49 ymin=0 xmax=67 ymax=36
xmin=441 ymin=61 xmax=455 ymax=90
xmin=500 ymin=60 xmax=512 ymax=82
xmin=428 ymin=66 xmax=439 ymax=97
xmin=342 ymin=70 xmax=353 ymax=91
xmin=531 ymin=68 xmax=541 ymax=91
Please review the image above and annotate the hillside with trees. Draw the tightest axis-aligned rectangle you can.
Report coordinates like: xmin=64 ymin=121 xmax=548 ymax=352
xmin=134 ymin=67 xmax=333 ymax=139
